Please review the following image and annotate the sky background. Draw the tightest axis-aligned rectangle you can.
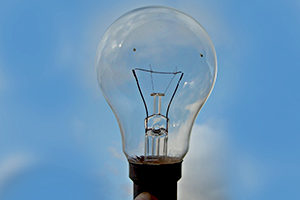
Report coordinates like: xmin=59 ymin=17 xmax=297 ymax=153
xmin=0 ymin=0 xmax=299 ymax=200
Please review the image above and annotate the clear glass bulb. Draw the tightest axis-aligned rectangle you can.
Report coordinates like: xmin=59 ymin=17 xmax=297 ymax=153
xmin=96 ymin=6 xmax=217 ymax=164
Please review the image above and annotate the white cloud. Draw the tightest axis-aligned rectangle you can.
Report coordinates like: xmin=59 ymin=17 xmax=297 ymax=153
xmin=0 ymin=153 xmax=36 ymax=193
xmin=234 ymin=155 xmax=268 ymax=194
xmin=176 ymin=1 xmax=232 ymax=48
xmin=107 ymin=146 xmax=123 ymax=159
xmin=121 ymin=183 xmax=132 ymax=197
xmin=178 ymin=120 xmax=228 ymax=200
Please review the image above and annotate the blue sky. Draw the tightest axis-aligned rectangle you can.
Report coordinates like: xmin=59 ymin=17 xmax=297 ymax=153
xmin=0 ymin=0 xmax=299 ymax=199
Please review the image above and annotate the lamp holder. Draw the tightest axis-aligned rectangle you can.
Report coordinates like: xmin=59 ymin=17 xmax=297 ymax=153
xmin=129 ymin=161 xmax=182 ymax=199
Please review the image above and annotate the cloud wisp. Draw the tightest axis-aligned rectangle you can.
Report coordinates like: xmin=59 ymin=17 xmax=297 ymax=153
xmin=178 ymin=120 xmax=228 ymax=200
xmin=0 ymin=153 xmax=36 ymax=195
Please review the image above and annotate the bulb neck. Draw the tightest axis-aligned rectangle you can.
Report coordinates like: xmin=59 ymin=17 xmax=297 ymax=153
xmin=129 ymin=161 xmax=182 ymax=200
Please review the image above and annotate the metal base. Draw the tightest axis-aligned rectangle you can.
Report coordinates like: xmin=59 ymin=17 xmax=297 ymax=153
xmin=129 ymin=161 xmax=182 ymax=200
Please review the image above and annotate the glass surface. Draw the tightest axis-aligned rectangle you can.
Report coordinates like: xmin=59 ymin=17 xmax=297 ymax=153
xmin=96 ymin=6 xmax=217 ymax=164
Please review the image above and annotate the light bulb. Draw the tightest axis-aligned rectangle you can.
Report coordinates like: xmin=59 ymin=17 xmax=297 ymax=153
xmin=96 ymin=6 xmax=217 ymax=199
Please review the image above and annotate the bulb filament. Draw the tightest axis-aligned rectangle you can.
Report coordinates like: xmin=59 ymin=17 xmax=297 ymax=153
xmin=132 ymin=67 xmax=184 ymax=161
